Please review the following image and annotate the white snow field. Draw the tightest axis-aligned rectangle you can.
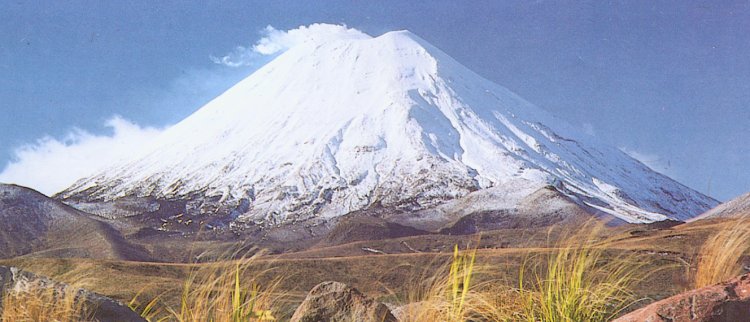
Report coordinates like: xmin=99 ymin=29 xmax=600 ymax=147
xmin=60 ymin=29 xmax=717 ymax=225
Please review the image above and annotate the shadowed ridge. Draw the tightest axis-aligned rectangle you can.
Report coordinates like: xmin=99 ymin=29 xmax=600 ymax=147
xmin=0 ymin=183 xmax=150 ymax=261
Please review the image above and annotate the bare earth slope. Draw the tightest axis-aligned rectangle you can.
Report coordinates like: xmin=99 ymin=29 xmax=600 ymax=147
xmin=0 ymin=183 xmax=150 ymax=260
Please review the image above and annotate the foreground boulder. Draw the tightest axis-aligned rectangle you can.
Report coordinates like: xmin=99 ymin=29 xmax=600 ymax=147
xmin=615 ymin=273 xmax=750 ymax=322
xmin=291 ymin=281 xmax=397 ymax=322
xmin=0 ymin=266 xmax=145 ymax=322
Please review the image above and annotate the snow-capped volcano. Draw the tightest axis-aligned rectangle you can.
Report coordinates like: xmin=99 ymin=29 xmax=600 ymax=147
xmin=59 ymin=29 xmax=717 ymax=226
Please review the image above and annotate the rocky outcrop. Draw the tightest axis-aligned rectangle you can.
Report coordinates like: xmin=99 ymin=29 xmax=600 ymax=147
xmin=290 ymin=281 xmax=397 ymax=322
xmin=0 ymin=266 xmax=145 ymax=322
xmin=615 ymin=273 xmax=750 ymax=322
xmin=389 ymin=301 xmax=428 ymax=322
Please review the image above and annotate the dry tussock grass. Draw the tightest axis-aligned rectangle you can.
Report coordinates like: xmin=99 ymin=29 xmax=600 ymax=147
xmin=1 ymin=279 xmax=94 ymax=322
xmin=517 ymin=222 xmax=651 ymax=322
xmin=129 ymin=251 xmax=284 ymax=322
xmin=694 ymin=216 xmax=750 ymax=288
xmin=398 ymin=221 xmax=652 ymax=322
xmin=10 ymin=217 xmax=750 ymax=322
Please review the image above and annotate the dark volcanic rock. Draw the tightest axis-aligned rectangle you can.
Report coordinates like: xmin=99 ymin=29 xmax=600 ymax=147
xmin=0 ymin=266 xmax=145 ymax=322
xmin=321 ymin=215 xmax=430 ymax=246
xmin=643 ymin=219 xmax=684 ymax=230
xmin=615 ymin=273 xmax=750 ymax=322
xmin=439 ymin=209 xmax=522 ymax=235
xmin=290 ymin=281 xmax=396 ymax=322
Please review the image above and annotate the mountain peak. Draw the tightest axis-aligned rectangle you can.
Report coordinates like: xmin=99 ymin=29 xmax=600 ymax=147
xmin=59 ymin=28 xmax=717 ymax=228
xmin=376 ymin=29 xmax=425 ymax=43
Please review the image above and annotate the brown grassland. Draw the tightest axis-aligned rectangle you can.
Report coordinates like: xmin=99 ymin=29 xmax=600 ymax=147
xmin=1 ymin=217 xmax=749 ymax=321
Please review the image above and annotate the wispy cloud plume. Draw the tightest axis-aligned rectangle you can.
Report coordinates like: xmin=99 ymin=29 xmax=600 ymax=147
xmin=211 ymin=23 xmax=370 ymax=67
xmin=620 ymin=146 xmax=672 ymax=175
xmin=0 ymin=116 xmax=164 ymax=195
xmin=209 ymin=45 xmax=262 ymax=68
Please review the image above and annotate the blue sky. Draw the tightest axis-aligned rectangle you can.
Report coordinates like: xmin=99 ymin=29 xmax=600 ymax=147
xmin=1 ymin=1 xmax=748 ymax=201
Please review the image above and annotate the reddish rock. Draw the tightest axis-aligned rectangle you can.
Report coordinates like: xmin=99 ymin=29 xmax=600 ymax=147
xmin=615 ymin=273 xmax=750 ymax=322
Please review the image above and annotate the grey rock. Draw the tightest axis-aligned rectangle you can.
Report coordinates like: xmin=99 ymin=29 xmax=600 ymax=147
xmin=291 ymin=281 xmax=397 ymax=322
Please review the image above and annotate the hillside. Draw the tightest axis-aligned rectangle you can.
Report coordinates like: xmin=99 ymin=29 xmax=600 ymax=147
xmin=0 ymin=183 xmax=149 ymax=260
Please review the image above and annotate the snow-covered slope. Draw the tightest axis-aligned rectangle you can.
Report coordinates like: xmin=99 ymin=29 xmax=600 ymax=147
xmin=59 ymin=29 xmax=717 ymax=225
xmin=690 ymin=192 xmax=750 ymax=221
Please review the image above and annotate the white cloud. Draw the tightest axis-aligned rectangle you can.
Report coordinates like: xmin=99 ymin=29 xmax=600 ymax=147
xmin=209 ymin=45 xmax=260 ymax=68
xmin=620 ymin=147 xmax=672 ymax=175
xmin=211 ymin=23 xmax=370 ymax=67
xmin=0 ymin=116 xmax=165 ymax=196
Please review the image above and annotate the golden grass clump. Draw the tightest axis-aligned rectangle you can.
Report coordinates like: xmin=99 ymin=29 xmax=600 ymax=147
xmin=694 ymin=218 xmax=750 ymax=288
xmin=397 ymin=245 xmax=515 ymax=322
xmin=397 ymin=222 xmax=654 ymax=322
xmin=1 ymin=282 xmax=93 ymax=322
xmin=130 ymin=253 xmax=283 ymax=322
xmin=518 ymin=222 xmax=648 ymax=322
